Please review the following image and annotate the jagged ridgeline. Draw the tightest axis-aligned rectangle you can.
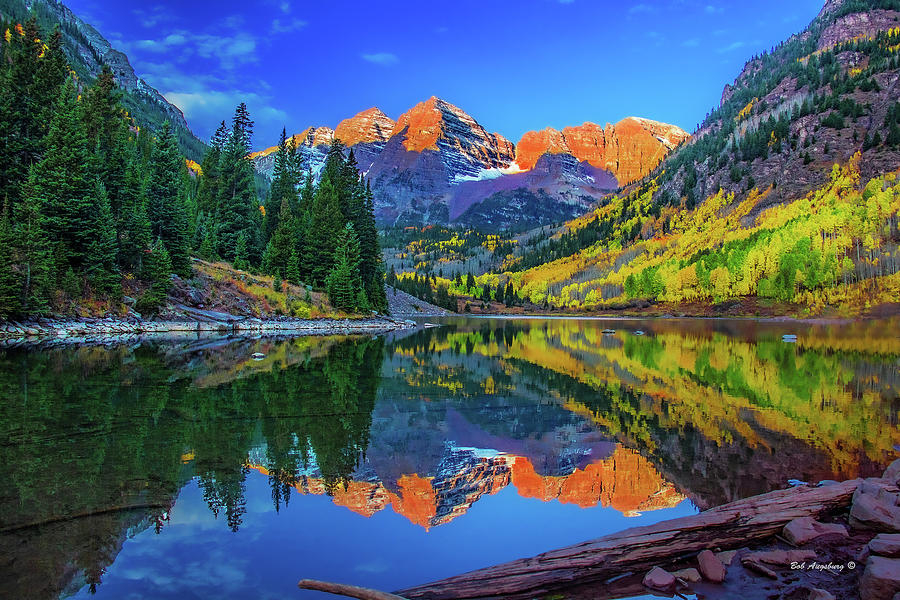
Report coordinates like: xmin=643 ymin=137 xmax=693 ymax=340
xmin=494 ymin=0 xmax=900 ymax=313
xmin=0 ymin=0 xmax=206 ymax=161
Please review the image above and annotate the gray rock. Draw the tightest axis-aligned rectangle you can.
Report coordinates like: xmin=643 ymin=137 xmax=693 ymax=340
xmin=871 ymin=534 xmax=900 ymax=558
xmin=807 ymin=588 xmax=835 ymax=600
xmin=860 ymin=556 xmax=900 ymax=600
xmin=698 ymin=549 xmax=727 ymax=582
xmin=642 ymin=566 xmax=676 ymax=591
xmin=783 ymin=516 xmax=849 ymax=545
xmin=715 ymin=549 xmax=739 ymax=566
xmin=851 ymin=488 xmax=900 ymax=532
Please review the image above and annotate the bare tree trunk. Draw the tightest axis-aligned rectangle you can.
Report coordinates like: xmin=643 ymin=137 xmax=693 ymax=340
xmin=298 ymin=579 xmax=409 ymax=600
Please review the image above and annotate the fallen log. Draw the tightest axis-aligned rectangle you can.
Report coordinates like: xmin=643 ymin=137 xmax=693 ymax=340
xmin=299 ymin=579 xmax=409 ymax=600
xmin=398 ymin=479 xmax=872 ymax=600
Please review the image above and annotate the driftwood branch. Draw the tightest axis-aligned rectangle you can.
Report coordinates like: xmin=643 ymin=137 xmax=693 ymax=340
xmin=298 ymin=579 xmax=409 ymax=600
xmin=0 ymin=502 xmax=169 ymax=534
xmin=398 ymin=479 xmax=870 ymax=600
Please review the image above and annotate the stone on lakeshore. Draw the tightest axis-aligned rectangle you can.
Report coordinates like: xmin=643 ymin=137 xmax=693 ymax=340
xmin=885 ymin=460 xmax=900 ymax=486
xmin=871 ymin=534 xmax=900 ymax=558
xmin=642 ymin=566 xmax=676 ymax=591
xmin=807 ymin=588 xmax=835 ymax=600
xmin=698 ymin=549 xmax=726 ymax=582
xmin=743 ymin=549 xmax=815 ymax=566
xmin=715 ymin=550 xmax=739 ymax=566
xmin=672 ymin=567 xmax=702 ymax=582
xmin=860 ymin=556 xmax=900 ymax=600
xmin=851 ymin=488 xmax=900 ymax=532
xmin=741 ymin=556 xmax=778 ymax=579
xmin=783 ymin=517 xmax=849 ymax=545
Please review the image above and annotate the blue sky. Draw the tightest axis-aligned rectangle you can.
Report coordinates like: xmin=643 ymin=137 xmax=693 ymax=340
xmin=65 ymin=0 xmax=825 ymax=151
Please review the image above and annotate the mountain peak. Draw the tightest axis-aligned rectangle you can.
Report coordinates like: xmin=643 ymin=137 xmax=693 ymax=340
xmin=335 ymin=107 xmax=395 ymax=146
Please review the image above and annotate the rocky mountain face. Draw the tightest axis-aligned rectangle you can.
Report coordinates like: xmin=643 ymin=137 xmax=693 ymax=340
xmin=654 ymin=0 xmax=900 ymax=219
xmin=251 ymin=98 xmax=687 ymax=230
xmin=252 ymin=444 xmax=682 ymax=529
xmin=1 ymin=0 xmax=206 ymax=159
xmin=516 ymin=118 xmax=690 ymax=184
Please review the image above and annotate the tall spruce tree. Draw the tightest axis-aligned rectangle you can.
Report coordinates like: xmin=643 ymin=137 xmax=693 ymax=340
xmin=262 ymin=200 xmax=297 ymax=278
xmin=29 ymin=78 xmax=99 ymax=271
xmin=147 ymin=122 xmax=192 ymax=277
xmin=216 ymin=105 xmax=258 ymax=263
xmin=326 ymin=224 xmax=365 ymax=312
xmin=303 ymin=176 xmax=344 ymax=285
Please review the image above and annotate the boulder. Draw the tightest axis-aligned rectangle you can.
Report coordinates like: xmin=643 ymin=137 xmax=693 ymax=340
xmin=871 ymin=534 xmax=900 ymax=558
xmin=783 ymin=517 xmax=849 ymax=545
xmin=851 ymin=488 xmax=900 ymax=532
xmin=885 ymin=460 xmax=900 ymax=486
xmin=698 ymin=549 xmax=727 ymax=582
xmin=807 ymin=589 xmax=835 ymax=600
xmin=860 ymin=556 xmax=900 ymax=600
xmin=642 ymin=566 xmax=676 ymax=591
xmin=672 ymin=567 xmax=702 ymax=583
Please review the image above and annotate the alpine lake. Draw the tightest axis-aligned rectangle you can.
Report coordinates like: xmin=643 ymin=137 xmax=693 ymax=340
xmin=1 ymin=316 xmax=898 ymax=600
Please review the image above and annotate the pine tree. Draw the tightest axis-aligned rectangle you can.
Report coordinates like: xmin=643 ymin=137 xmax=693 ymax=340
xmin=117 ymin=158 xmax=152 ymax=273
xmin=216 ymin=106 xmax=258 ymax=263
xmin=147 ymin=122 xmax=192 ymax=277
xmin=262 ymin=200 xmax=296 ymax=278
xmin=29 ymin=78 xmax=98 ymax=270
xmin=12 ymin=190 xmax=52 ymax=314
xmin=0 ymin=203 xmax=19 ymax=317
xmin=138 ymin=238 xmax=172 ymax=314
xmin=234 ymin=232 xmax=250 ymax=271
xmin=85 ymin=181 xmax=120 ymax=294
xmin=303 ymin=176 xmax=344 ymax=285
xmin=197 ymin=121 xmax=228 ymax=216
xmin=326 ymin=224 xmax=364 ymax=312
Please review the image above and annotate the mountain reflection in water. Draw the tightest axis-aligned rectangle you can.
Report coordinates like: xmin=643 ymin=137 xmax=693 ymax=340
xmin=0 ymin=317 xmax=897 ymax=599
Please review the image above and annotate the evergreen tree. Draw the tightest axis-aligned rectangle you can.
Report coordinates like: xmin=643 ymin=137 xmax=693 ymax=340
xmin=85 ymin=182 xmax=120 ymax=294
xmin=233 ymin=232 xmax=250 ymax=271
xmin=147 ymin=122 xmax=192 ymax=277
xmin=0 ymin=203 xmax=19 ymax=317
xmin=303 ymin=177 xmax=344 ymax=285
xmin=29 ymin=78 xmax=98 ymax=270
xmin=138 ymin=238 xmax=172 ymax=314
xmin=262 ymin=200 xmax=296 ymax=278
xmin=326 ymin=224 xmax=364 ymax=312
xmin=12 ymin=190 xmax=52 ymax=314
xmin=216 ymin=106 xmax=258 ymax=263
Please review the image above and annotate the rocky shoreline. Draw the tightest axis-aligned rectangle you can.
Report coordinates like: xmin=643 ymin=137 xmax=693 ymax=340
xmin=399 ymin=460 xmax=900 ymax=600
xmin=0 ymin=313 xmax=416 ymax=345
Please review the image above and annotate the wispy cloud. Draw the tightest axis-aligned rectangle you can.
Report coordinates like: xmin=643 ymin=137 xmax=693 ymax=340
xmin=270 ymin=18 xmax=307 ymax=34
xmin=717 ymin=40 xmax=745 ymax=53
xmin=704 ymin=4 xmax=724 ymax=14
xmin=361 ymin=52 xmax=398 ymax=66
xmin=682 ymin=37 xmax=701 ymax=47
xmin=628 ymin=3 xmax=655 ymax=14
xmin=132 ymin=5 xmax=174 ymax=28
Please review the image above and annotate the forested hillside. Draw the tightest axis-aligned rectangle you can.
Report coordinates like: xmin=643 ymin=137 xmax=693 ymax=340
xmin=0 ymin=17 xmax=386 ymax=319
xmin=0 ymin=0 xmax=206 ymax=159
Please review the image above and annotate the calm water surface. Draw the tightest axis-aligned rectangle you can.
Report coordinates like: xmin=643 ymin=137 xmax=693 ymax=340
xmin=0 ymin=317 xmax=897 ymax=599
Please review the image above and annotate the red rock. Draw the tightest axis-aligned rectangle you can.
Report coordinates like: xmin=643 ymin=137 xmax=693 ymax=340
xmin=642 ymin=566 xmax=676 ymax=591
xmin=514 ymin=117 xmax=689 ymax=185
xmin=698 ymin=549 xmax=727 ymax=582
xmin=783 ymin=516 xmax=849 ymax=545
xmin=860 ymin=556 xmax=900 ymax=600
xmin=871 ymin=534 xmax=900 ymax=558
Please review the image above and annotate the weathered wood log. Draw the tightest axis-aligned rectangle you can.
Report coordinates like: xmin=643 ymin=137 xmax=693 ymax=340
xmin=398 ymin=479 xmax=871 ymax=600
xmin=298 ymin=579 xmax=409 ymax=600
